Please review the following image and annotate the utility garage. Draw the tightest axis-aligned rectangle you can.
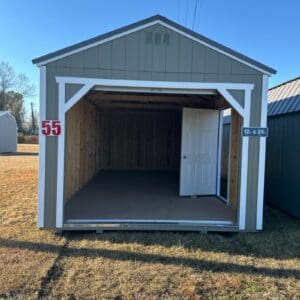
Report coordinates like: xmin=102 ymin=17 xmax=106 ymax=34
xmin=33 ymin=15 xmax=276 ymax=232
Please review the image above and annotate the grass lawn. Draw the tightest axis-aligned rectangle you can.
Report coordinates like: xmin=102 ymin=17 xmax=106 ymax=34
xmin=0 ymin=144 xmax=299 ymax=299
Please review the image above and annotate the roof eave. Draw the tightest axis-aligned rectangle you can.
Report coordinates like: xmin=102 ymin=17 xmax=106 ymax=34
xmin=32 ymin=14 xmax=276 ymax=75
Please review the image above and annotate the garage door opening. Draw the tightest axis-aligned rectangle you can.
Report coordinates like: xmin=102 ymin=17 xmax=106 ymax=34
xmin=63 ymin=89 xmax=239 ymax=228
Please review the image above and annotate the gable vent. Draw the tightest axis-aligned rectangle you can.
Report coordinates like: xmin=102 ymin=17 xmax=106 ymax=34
xmin=146 ymin=31 xmax=153 ymax=44
xmin=163 ymin=33 xmax=170 ymax=45
xmin=145 ymin=31 xmax=170 ymax=46
xmin=154 ymin=32 xmax=162 ymax=45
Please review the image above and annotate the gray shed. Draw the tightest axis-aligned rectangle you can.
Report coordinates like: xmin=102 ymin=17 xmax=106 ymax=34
xmin=32 ymin=15 xmax=276 ymax=232
xmin=265 ymin=77 xmax=300 ymax=218
xmin=0 ymin=111 xmax=17 ymax=153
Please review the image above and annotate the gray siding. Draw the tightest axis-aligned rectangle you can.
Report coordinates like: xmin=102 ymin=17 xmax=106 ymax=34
xmin=43 ymin=23 xmax=264 ymax=230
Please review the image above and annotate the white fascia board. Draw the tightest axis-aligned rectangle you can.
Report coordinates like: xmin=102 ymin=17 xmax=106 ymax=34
xmin=36 ymin=20 xmax=159 ymax=67
xmin=37 ymin=20 xmax=272 ymax=76
xmin=157 ymin=21 xmax=273 ymax=76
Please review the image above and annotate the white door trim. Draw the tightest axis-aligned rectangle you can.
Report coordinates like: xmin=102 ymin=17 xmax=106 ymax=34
xmin=38 ymin=66 xmax=46 ymax=228
xmin=180 ymin=108 xmax=220 ymax=196
xmin=217 ymin=110 xmax=223 ymax=197
xmin=54 ymin=77 xmax=253 ymax=229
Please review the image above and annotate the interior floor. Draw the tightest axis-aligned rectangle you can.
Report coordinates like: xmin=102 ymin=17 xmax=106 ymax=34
xmin=64 ymin=171 xmax=236 ymax=223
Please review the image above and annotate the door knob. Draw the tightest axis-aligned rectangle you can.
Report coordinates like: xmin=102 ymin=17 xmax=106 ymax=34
xmin=182 ymin=155 xmax=187 ymax=159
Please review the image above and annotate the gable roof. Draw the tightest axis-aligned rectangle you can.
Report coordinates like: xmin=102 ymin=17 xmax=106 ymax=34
xmin=268 ymin=76 xmax=300 ymax=116
xmin=0 ymin=111 xmax=15 ymax=120
xmin=0 ymin=111 xmax=9 ymax=118
xmin=32 ymin=15 xmax=276 ymax=75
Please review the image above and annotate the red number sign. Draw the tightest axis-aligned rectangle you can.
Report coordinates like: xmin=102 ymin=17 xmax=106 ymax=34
xmin=41 ymin=120 xmax=61 ymax=136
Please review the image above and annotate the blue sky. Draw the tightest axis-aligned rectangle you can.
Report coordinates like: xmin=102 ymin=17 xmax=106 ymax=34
xmin=1 ymin=0 xmax=299 ymax=106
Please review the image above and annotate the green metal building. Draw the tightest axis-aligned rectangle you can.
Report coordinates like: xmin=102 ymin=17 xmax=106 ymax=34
xmin=265 ymin=77 xmax=300 ymax=218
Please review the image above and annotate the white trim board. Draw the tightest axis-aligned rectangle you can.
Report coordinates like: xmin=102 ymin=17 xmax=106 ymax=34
xmin=55 ymin=83 xmax=66 ymax=228
xmin=54 ymin=77 xmax=252 ymax=230
xmin=38 ymin=66 xmax=46 ymax=228
xmin=256 ymin=74 xmax=269 ymax=230
xmin=57 ymin=76 xmax=254 ymax=90
xmin=238 ymin=88 xmax=251 ymax=230
xmin=35 ymin=20 xmax=273 ymax=76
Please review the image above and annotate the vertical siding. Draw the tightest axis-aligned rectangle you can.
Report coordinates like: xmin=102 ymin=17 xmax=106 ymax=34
xmin=265 ymin=112 xmax=300 ymax=217
xmin=65 ymin=84 xmax=84 ymax=102
xmin=43 ymin=23 xmax=264 ymax=230
xmin=44 ymin=67 xmax=59 ymax=227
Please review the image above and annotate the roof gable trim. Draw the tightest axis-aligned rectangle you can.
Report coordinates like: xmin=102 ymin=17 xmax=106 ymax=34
xmin=33 ymin=16 xmax=275 ymax=75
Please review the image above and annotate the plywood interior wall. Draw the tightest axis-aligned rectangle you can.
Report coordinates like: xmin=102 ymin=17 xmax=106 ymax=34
xmin=64 ymin=100 xmax=181 ymax=201
xmin=99 ymin=110 xmax=181 ymax=171
xmin=65 ymin=100 xmax=101 ymax=201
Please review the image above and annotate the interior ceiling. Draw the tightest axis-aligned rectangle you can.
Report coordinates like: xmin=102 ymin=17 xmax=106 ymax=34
xmin=81 ymin=90 xmax=230 ymax=111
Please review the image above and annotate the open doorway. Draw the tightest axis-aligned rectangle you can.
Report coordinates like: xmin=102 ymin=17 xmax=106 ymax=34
xmin=63 ymin=90 xmax=237 ymax=226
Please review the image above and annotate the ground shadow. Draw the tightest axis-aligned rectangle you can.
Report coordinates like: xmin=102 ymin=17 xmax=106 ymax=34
xmin=0 ymin=152 xmax=38 ymax=156
xmin=65 ymin=207 xmax=300 ymax=260
xmin=0 ymin=237 xmax=299 ymax=280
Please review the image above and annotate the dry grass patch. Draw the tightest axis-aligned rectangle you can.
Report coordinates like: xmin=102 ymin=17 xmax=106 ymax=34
xmin=48 ymin=217 xmax=300 ymax=299
xmin=0 ymin=144 xmax=299 ymax=299
xmin=0 ymin=144 xmax=66 ymax=298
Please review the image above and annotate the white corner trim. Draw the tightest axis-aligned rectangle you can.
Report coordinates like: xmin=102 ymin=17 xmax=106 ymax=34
xmin=36 ymin=20 xmax=273 ymax=76
xmin=55 ymin=82 xmax=66 ymax=228
xmin=238 ymin=88 xmax=251 ymax=230
xmin=218 ymin=88 xmax=245 ymax=117
xmin=55 ymin=76 xmax=252 ymax=230
xmin=38 ymin=66 xmax=46 ymax=228
xmin=256 ymin=74 xmax=269 ymax=230
xmin=65 ymin=83 xmax=94 ymax=112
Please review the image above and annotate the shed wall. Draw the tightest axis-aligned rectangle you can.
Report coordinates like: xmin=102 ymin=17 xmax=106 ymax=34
xmin=43 ymin=23 xmax=264 ymax=230
xmin=265 ymin=112 xmax=300 ymax=217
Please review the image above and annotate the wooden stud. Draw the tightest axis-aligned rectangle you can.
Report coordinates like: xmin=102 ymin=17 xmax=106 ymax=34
xmin=228 ymin=110 xmax=241 ymax=210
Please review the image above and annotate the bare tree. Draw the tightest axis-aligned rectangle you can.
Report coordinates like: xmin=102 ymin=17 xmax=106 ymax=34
xmin=0 ymin=61 xmax=15 ymax=110
xmin=15 ymin=73 xmax=35 ymax=99
xmin=6 ymin=91 xmax=25 ymax=129
xmin=30 ymin=102 xmax=37 ymax=133
xmin=0 ymin=61 xmax=35 ymax=129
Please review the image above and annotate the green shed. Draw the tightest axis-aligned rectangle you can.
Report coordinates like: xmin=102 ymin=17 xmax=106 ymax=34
xmin=265 ymin=77 xmax=300 ymax=218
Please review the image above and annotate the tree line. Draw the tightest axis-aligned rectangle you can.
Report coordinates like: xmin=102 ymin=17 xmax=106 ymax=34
xmin=0 ymin=61 xmax=37 ymax=132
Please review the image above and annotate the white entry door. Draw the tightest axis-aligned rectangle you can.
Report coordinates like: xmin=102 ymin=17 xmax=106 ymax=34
xmin=180 ymin=108 xmax=220 ymax=196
